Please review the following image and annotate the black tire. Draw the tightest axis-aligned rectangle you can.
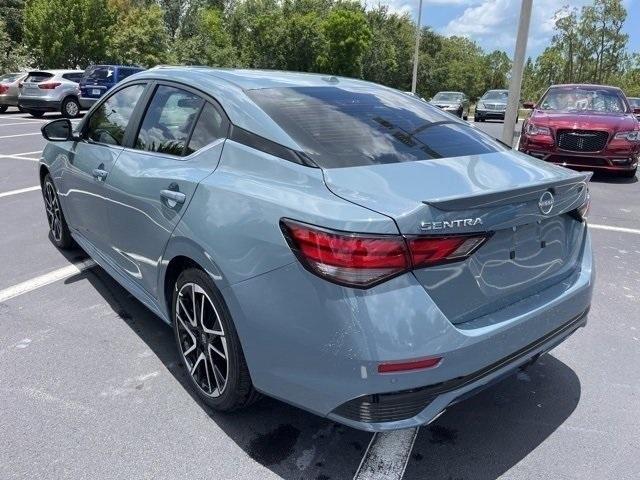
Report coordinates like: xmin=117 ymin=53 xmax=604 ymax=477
xmin=463 ymin=114 xmax=468 ymax=121
xmin=27 ymin=110 xmax=45 ymax=118
xmin=0 ymin=105 xmax=8 ymax=113
xmin=61 ymin=97 xmax=80 ymax=118
xmin=42 ymin=173 xmax=74 ymax=249
xmin=172 ymin=268 xmax=260 ymax=411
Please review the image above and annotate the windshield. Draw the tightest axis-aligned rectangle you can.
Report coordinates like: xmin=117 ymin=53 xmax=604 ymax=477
xmin=433 ymin=92 xmax=463 ymax=102
xmin=539 ymin=87 xmax=627 ymax=113
xmin=84 ymin=66 xmax=115 ymax=81
xmin=628 ymin=98 xmax=640 ymax=108
xmin=482 ymin=91 xmax=508 ymax=101
xmin=0 ymin=73 xmax=21 ymax=83
xmin=248 ymin=86 xmax=505 ymax=168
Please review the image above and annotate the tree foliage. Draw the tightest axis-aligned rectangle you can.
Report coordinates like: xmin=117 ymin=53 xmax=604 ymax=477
xmin=23 ymin=0 xmax=112 ymax=68
xmin=107 ymin=2 xmax=171 ymax=67
xmin=2 ymin=0 xmax=636 ymax=103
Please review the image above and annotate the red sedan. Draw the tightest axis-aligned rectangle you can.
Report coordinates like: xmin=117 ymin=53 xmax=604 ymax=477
xmin=519 ymin=84 xmax=640 ymax=177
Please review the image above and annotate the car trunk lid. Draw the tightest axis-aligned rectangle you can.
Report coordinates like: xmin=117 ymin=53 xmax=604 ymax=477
xmin=323 ymin=151 xmax=590 ymax=324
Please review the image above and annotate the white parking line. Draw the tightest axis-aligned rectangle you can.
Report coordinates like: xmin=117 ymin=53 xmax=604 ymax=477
xmin=353 ymin=428 xmax=419 ymax=480
xmin=0 ymin=154 xmax=39 ymax=161
xmin=0 ymin=121 xmax=45 ymax=127
xmin=0 ymin=186 xmax=40 ymax=198
xmin=590 ymin=223 xmax=640 ymax=235
xmin=0 ymin=132 xmax=42 ymax=139
xmin=0 ymin=259 xmax=96 ymax=303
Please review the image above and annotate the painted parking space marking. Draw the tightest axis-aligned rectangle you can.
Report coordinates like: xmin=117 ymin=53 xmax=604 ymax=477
xmin=0 ymin=186 xmax=40 ymax=198
xmin=353 ymin=428 xmax=419 ymax=480
xmin=590 ymin=223 xmax=640 ymax=236
xmin=0 ymin=132 xmax=42 ymax=139
xmin=0 ymin=122 xmax=46 ymax=127
xmin=0 ymin=154 xmax=39 ymax=161
xmin=0 ymin=259 xmax=96 ymax=303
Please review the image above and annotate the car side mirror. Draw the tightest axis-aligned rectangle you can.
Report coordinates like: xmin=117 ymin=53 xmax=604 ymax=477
xmin=633 ymin=107 xmax=640 ymax=115
xmin=522 ymin=101 xmax=535 ymax=109
xmin=41 ymin=119 xmax=76 ymax=142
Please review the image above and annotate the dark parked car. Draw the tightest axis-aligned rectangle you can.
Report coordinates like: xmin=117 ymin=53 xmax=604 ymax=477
xmin=474 ymin=89 xmax=508 ymax=122
xmin=429 ymin=91 xmax=469 ymax=120
xmin=79 ymin=65 xmax=144 ymax=109
xmin=519 ymin=84 xmax=640 ymax=178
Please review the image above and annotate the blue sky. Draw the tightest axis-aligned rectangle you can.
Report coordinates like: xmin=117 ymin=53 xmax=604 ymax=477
xmin=375 ymin=0 xmax=639 ymax=59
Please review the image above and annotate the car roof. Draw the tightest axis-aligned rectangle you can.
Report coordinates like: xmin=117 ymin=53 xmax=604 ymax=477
xmin=28 ymin=69 xmax=84 ymax=75
xmin=128 ymin=67 xmax=403 ymax=149
xmin=549 ymin=83 xmax=623 ymax=91
xmin=435 ymin=91 xmax=464 ymax=94
xmin=87 ymin=65 xmax=144 ymax=69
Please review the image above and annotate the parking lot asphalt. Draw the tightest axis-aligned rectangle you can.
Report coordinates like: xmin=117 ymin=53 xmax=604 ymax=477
xmin=0 ymin=109 xmax=638 ymax=480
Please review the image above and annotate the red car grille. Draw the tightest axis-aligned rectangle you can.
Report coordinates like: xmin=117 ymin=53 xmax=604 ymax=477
xmin=557 ymin=129 xmax=608 ymax=152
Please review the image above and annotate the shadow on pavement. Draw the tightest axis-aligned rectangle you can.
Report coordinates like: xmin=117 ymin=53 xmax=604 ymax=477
xmin=404 ymin=355 xmax=580 ymax=479
xmin=589 ymin=169 xmax=637 ymax=184
xmin=64 ymin=260 xmax=580 ymax=480
xmin=65 ymin=265 xmax=371 ymax=480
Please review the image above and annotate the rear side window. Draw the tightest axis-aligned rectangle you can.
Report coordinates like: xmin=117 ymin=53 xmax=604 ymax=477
xmin=86 ymin=83 xmax=146 ymax=145
xmin=185 ymin=103 xmax=227 ymax=155
xmin=25 ymin=72 xmax=52 ymax=83
xmin=84 ymin=66 xmax=115 ymax=81
xmin=118 ymin=68 xmax=139 ymax=81
xmin=135 ymin=85 xmax=203 ymax=156
xmin=247 ymin=87 xmax=505 ymax=168
xmin=0 ymin=73 xmax=21 ymax=83
xmin=62 ymin=73 xmax=83 ymax=82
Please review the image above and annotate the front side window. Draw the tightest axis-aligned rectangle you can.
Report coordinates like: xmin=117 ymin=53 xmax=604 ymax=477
xmin=135 ymin=85 xmax=203 ymax=156
xmin=248 ymin=86 xmax=505 ymax=168
xmin=85 ymin=83 xmax=146 ymax=146
xmin=539 ymin=87 xmax=627 ymax=113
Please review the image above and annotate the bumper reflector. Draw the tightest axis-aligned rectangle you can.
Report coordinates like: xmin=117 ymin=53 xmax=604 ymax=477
xmin=378 ymin=356 xmax=442 ymax=374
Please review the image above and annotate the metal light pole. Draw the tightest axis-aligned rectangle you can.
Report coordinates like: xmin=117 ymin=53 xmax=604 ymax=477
xmin=501 ymin=0 xmax=533 ymax=146
xmin=411 ymin=0 xmax=423 ymax=93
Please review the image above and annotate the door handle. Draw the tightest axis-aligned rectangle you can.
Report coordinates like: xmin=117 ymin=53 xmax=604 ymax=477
xmin=160 ymin=189 xmax=186 ymax=204
xmin=92 ymin=168 xmax=108 ymax=181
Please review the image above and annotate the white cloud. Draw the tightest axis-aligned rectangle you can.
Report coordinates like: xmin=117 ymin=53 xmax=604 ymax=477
xmin=368 ymin=0 xmax=476 ymax=17
xmin=442 ymin=0 xmax=593 ymax=56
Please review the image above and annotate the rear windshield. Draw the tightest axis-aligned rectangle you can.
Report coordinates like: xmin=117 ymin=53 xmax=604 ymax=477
xmin=84 ymin=66 xmax=116 ymax=81
xmin=539 ymin=87 xmax=627 ymax=113
xmin=25 ymin=72 xmax=53 ymax=83
xmin=0 ymin=73 xmax=21 ymax=83
xmin=247 ymin=86 xmax=505 ymax=168
xmin=482 ymin=90 xmax=508 ymax=100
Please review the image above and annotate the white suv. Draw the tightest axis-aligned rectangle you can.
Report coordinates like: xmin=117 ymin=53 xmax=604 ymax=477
xmin=18 ymin=70 xmax=85 ymax=118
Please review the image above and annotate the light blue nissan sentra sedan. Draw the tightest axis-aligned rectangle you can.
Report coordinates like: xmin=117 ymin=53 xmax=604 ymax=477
xmin=38 ymin=67 xmax=594 ymax=432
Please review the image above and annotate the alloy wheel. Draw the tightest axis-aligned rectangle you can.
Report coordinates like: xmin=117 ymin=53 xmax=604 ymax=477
xmin=66 ymin=101 xmax=79 ymax=117
xmin=44 ymin=181 xmax=62 ymax=242
xmin=175 ymin=282 xmax=229 ymax=397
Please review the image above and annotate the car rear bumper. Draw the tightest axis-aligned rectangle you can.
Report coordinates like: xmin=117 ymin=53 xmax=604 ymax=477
xmin=223 ymin=228 xmax=594 ymax=431
xmin=18 ymin=97 xmax=61 ymax=112
xmin=79 ymin=97 xmax=99 ymax=109
xmin=0 ymin=94 xmax=19 ymax=107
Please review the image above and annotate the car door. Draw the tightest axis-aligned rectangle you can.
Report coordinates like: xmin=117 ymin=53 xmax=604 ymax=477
xmin=104 ymin=82 xmax=229 ymax=298
xmin=58 ymin=82 xmax=148 ymax=252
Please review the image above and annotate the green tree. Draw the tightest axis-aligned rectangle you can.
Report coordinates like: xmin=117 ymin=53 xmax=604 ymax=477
xmin=107 ymin=3 xmax=171 ymax=67
xmin=317 ymin=6 xmax=371 ymax=77
xmin=173 ymin=8 xmax=236 ymax=66
xmin=484 ymin=50 xmax=511 ymax=90
xmin=23 ymin=0 xmax=112 ymax=68
xmin=362 ymin=6 xmax=414 ymax=90
xmin=0 ymin=0 xmax=25 ymax=44
xmin=0 ymin=18 xmax=30 ymax=73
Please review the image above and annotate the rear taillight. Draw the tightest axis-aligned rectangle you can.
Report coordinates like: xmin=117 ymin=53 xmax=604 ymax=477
xmin=0 ymin=84 xmax=8 ymax=94
xmin=281 ymin=219 xmax=488 ymax=288
xmin=572 ymin=190 xmax=590 ymax=222
xmin=38 ymin=82 xmax=61 ymax=90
